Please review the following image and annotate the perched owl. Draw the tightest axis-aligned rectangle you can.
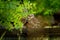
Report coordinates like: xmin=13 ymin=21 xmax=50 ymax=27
xmin=21 ymin=14 xmax=50 ymax=36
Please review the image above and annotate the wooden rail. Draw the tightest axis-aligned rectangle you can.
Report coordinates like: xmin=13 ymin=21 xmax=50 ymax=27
xmin=0 ymin=28 xmax=60 ymax=37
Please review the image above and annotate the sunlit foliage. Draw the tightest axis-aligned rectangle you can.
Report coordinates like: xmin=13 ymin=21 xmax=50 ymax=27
xmin=0 ymin=0 xmax=60 ymax=32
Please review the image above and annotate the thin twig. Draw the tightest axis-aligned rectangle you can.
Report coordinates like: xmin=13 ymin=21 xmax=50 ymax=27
xmin=0 ymin=31 xmax=6 ymax=40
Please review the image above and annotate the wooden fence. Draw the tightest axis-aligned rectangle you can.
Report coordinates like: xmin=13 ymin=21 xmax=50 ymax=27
xmin=0 ymin=27 xmax=60 ymax=40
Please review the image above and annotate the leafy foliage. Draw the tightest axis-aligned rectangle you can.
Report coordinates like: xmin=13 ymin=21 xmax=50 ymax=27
xmin=0 ymin=0 xmax=60 ymax=32
xmin=30 ymin=0 xmax=60 ymax=16
xmin=0 ymin=0 xmax=36 ymax=32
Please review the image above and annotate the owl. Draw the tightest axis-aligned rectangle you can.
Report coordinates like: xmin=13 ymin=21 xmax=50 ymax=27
xmin=21 ymin=14 xmax=50 ymax=36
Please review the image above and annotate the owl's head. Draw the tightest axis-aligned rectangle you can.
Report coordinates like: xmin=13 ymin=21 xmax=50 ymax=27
xmin=27 ymin=14 xmax=34 ymax=20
